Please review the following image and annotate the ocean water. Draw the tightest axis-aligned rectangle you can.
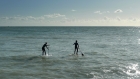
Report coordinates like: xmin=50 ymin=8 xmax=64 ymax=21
xmin=0 ymin=26 xmax=140 ymax=79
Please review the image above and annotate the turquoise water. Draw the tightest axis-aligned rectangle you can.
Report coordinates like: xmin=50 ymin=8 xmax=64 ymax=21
xmin=0 ymin=26 xmax=140 ymax=79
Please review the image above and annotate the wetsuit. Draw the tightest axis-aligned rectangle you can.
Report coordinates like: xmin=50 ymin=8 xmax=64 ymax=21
xmin=42 ymin=44 xmax=46 ymax=51
xmin=42 ymin=43 xmax=48 ymax=55
xmin=74 ymin=42 xmax=79 ymax=54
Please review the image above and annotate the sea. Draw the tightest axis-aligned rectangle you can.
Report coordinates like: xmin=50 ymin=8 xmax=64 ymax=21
xmin=0 ymin=26 xmax=140 ymax=79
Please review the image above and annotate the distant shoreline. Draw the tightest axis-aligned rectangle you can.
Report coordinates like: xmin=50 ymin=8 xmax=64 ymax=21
xmin=0 ymin=26 xmax=139 ymax=28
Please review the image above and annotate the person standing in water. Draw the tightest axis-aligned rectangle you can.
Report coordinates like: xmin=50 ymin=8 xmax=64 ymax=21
xmin=42 ymin=42 xmax=49 ymax=55
xmin=73 ymin=40 xmax=79 ymax=55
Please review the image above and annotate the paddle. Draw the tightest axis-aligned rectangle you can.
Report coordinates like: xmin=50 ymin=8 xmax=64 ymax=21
xmin=48 ymin=49 xmax=49 ymax=55
xmin=47 ymin=45 xmax=49 ymax=55
xmin=79 ymin=48 xmax=84 ymax=56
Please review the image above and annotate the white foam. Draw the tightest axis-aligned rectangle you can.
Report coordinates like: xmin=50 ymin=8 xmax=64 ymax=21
xmin=124 ymin=63 xmax=140 ymax=77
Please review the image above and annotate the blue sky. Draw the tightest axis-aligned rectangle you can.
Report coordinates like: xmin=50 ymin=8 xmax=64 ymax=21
xmin=0 ymin=0 xmax=140 ymax=26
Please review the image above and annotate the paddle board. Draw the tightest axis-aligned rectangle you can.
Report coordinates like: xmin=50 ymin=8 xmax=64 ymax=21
xmin=42 ymin=54 xmax=52 ymax=57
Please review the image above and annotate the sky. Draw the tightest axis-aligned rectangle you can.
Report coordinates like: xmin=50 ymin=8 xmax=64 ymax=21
xmin=0 ymin=0 xmax=140 ymax=26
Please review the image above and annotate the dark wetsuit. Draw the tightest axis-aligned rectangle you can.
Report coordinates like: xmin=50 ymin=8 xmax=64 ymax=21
xmin=73 ymin=42 xmax=79 ymax=54
xmin=42 ymin=44 xmax=46 ymax=51
xmin=42 ymin=43 xmax=48 ymax=55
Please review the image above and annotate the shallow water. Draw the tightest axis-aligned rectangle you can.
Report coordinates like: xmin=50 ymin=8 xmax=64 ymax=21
xmin=0 ymin=26 xmax=140 ymax=79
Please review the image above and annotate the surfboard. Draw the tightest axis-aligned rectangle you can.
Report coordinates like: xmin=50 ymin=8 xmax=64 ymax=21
xmin=69 ymin=54 xmax=79 ymax=56
xmin=42 ymin=54 xmax=52 ymax=57
xmin=69 ymin=53 xmax=84 ymax=56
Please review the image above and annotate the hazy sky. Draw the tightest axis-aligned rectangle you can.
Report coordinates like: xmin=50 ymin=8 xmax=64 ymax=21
xmin=0 ymin=0 xmax=140 ymax=26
